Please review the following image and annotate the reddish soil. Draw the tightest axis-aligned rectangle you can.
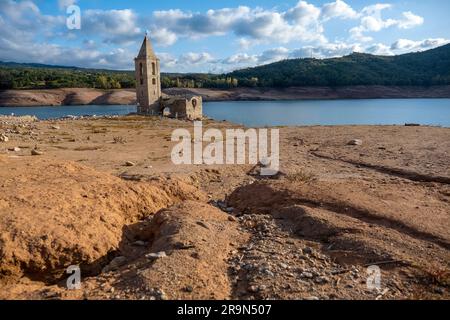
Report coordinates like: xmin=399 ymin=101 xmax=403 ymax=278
xmin=0 ymin=115 xmax=448 ymax=300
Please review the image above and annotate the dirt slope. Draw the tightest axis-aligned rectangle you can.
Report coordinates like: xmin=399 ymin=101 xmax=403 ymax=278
xmin=0 ymin=156 xmax=205 ymax=282
xmin=2 ymin=85 xmax=450 ymax=107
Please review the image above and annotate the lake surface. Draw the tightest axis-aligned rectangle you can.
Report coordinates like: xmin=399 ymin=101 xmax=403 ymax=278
xmin=0 ymin=105 xmax=136 ymax=119
xmin=204 ymin=99 xmax=450 ymax=127
xmin=1 ymin=99 xmax=449 ymax=127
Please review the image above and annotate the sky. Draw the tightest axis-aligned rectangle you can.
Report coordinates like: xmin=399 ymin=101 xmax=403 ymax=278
xmin=0 ymin=0 xmax=449 ymax=73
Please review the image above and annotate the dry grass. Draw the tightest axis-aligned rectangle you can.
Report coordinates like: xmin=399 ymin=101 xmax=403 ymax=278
xmin=73 ymin=145 xmax=102 ymax=151
xmin=113 ymin=136 xmax=127 ymax=144
xmin=285 ymin=170 xmax=317 ymax=183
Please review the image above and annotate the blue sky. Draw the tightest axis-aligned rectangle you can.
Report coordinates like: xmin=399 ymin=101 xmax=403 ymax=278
xmin=1 ymin=0 xmax=449 ymax=73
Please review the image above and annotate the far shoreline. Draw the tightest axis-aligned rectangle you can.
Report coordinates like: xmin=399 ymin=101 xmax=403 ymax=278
xmin=1 ymin=85 xmax=450 ymax=107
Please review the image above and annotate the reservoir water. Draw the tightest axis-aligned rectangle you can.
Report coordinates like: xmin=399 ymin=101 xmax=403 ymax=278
xmin=204 ymin=99 xmax=450 ymax=127
xmin=1 ymin=99 xmax=449 ymax=127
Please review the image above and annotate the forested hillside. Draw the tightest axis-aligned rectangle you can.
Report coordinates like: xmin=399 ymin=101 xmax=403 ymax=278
xmin=1 ymin=44 xmax=449 ymax=90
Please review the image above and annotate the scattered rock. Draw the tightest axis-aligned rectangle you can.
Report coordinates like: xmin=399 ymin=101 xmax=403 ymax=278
xmin=347 ymin=139 xmax=363 ymax=146
xmin=183 ymin=285 xmax=193 ymax=293
xmin=125 ymin=161 xmax=136 ymax=167
xmin=258 ymin=285 xmax=267 ymax=291
xmin=434 ymin=287 xmax=445 ymax=295
xmin=227 ymin=216 xmax=237 ymax=222
xmin=145 ymin=251 xmax=167 ymax=261
xmin=50 ymin=125 xmax=61 ymax=130
xmin=158 ymin=290 xmax=167 ymax=300
xmin=102 ymin=256 xmax=127 ymax=273
xmin=196 ymin=221 xmax=210 ymax=229
xmin=31 ymin=149 xmax=44 ymax=156
xmin=0 ymin=134 xmax=9 ymax=142
xmin=248 ymin=285 xmax=259 ymax=293
xmin=303 ymin=247 xmax=314 ymax=255
xmin=8 ymin=147 xmax=21 ymax=152
xmin=315 ymin=276 xmax=330 ymax=284
xmin=132 ymin=240 xmax=147 ymax=247
xmin=300 ymin=272 xmax=314 ymax=279
xmin=305 ymin=296 xmax=319 ymax=300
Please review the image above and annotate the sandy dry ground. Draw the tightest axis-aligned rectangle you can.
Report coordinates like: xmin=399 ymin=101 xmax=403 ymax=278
xmin=0 ymin=88 xmax=137 ymax=107
xmin=2 ymin=85 xmax=450 ymax=107
xmin=0 ymin=115 xmax=449 ymax=300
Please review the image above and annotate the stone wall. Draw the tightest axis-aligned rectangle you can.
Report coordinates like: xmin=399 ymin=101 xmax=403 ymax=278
xmin=162 ymin=96 xmax=203 ymax=120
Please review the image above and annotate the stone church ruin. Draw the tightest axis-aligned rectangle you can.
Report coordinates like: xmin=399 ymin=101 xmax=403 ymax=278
xmin=134 ymin=35 xmax=202 ymax=120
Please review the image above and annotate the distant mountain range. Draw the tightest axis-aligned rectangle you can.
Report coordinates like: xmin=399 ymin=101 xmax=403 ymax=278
xmin=1 ymin=44 xmax=450 ymax=89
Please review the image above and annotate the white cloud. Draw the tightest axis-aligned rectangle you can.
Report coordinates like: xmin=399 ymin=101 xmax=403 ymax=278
xmin=350 ymin=4 xmax=424 ymax=42
xmin=150 ymin=28 xmax=178 ymax=47
xmin=397 ymin=11 xmax=424 ymax=29
xmin=179 ymin=52 xmax=214 ymax=65
xmin=321 ymin=0 xmax=359 ymax=21
xmin=224 ymin=53 xmax=258 ymax=65
xmin=150 ymin=1 xmax=328 ymax=46
xmin=390 ymin=38 xmax=449 ymax=53
xmin=0 ymin=0 xmax=444 ymax=73
xmin=81 ymin=9 xmax=141 ymax=45
xmin=365 ymin=43 xmax=393 ymax=55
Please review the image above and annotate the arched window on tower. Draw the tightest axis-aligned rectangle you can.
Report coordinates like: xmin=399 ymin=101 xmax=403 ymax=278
xmin=139 ymin=62 xmax=144 ymax=85
xmin=152 ymin=62 xmax=156 ymax=75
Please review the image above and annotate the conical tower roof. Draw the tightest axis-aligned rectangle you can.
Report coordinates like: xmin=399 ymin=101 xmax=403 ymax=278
xmin=137 ymin=34 xmax=158 ymax=60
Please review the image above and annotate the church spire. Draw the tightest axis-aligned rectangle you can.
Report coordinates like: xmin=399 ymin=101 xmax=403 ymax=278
xmin=137 ymin=33 xmax=157 ymax=59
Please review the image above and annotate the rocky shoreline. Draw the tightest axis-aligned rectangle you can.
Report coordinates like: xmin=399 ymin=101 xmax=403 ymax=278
xmin=1 ymin=85 xmax=450 ymax=107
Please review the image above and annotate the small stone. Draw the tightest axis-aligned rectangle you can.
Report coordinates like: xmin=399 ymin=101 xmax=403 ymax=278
xmin=184 ymin=286 xmax=193 ymax=293
xmin=132 ymin=240 xmax=147 ymax=247
xmin=51 ymin=125 xmax=60 ymax=130
xmin=248 ymin=285 xmax=259 ymax=293
xmin=31 ymin=149 xmax=44 ymax=156
xmin=125 ymin=161 xmax=136 ymax=167
xmin=303 ymin=247 xmax=314 ymax=255
xmin=145 ymin=251 xmax=167 ymax=261
xmin=434 ymin=287 xmax=445 ymax=295
xmin=225 ymin=207 xmax=234 ymax=213
xmin=315 ymin=276 xmax=330 ymax=284
xmin=347 ymin=139 xmax=363 ymax=146
xmin=196 ymin=221 xmax=210 ymax=229
xmin=280 ymin=263 xmax=288 ymax=269
xmin=305 ymin=296 xmax=319 ymax=300
xmin=300 ymin=272 xmax=314 ymax=279
xmin=8 ymin=147 xmax=21 ymax=152
xmin=153 ymin=288 xmax=167 ymax=300
xmin=0 ymin=134 xmax=9 ymax=142
xmin=102 ymin=256 xmax=127 ymax=273
xmin=228 ymin=216 xmax=237 ymax=222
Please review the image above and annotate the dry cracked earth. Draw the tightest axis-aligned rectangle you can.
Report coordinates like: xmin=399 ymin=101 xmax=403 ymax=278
xmin=0 ymin=115 xmax=449 ymax=300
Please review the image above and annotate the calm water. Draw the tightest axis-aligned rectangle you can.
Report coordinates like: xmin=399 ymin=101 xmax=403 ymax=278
xmin=0 ymin=105 xmax=136 ymax=119
xmin=1 ymin=99 xmax=449 ymax=127
xmin=204 ymin=99 xmax=450 ymax=127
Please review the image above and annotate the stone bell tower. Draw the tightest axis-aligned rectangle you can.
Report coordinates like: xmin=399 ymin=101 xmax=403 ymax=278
xmin=135 ymin=34 xmax=161 ymax=114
